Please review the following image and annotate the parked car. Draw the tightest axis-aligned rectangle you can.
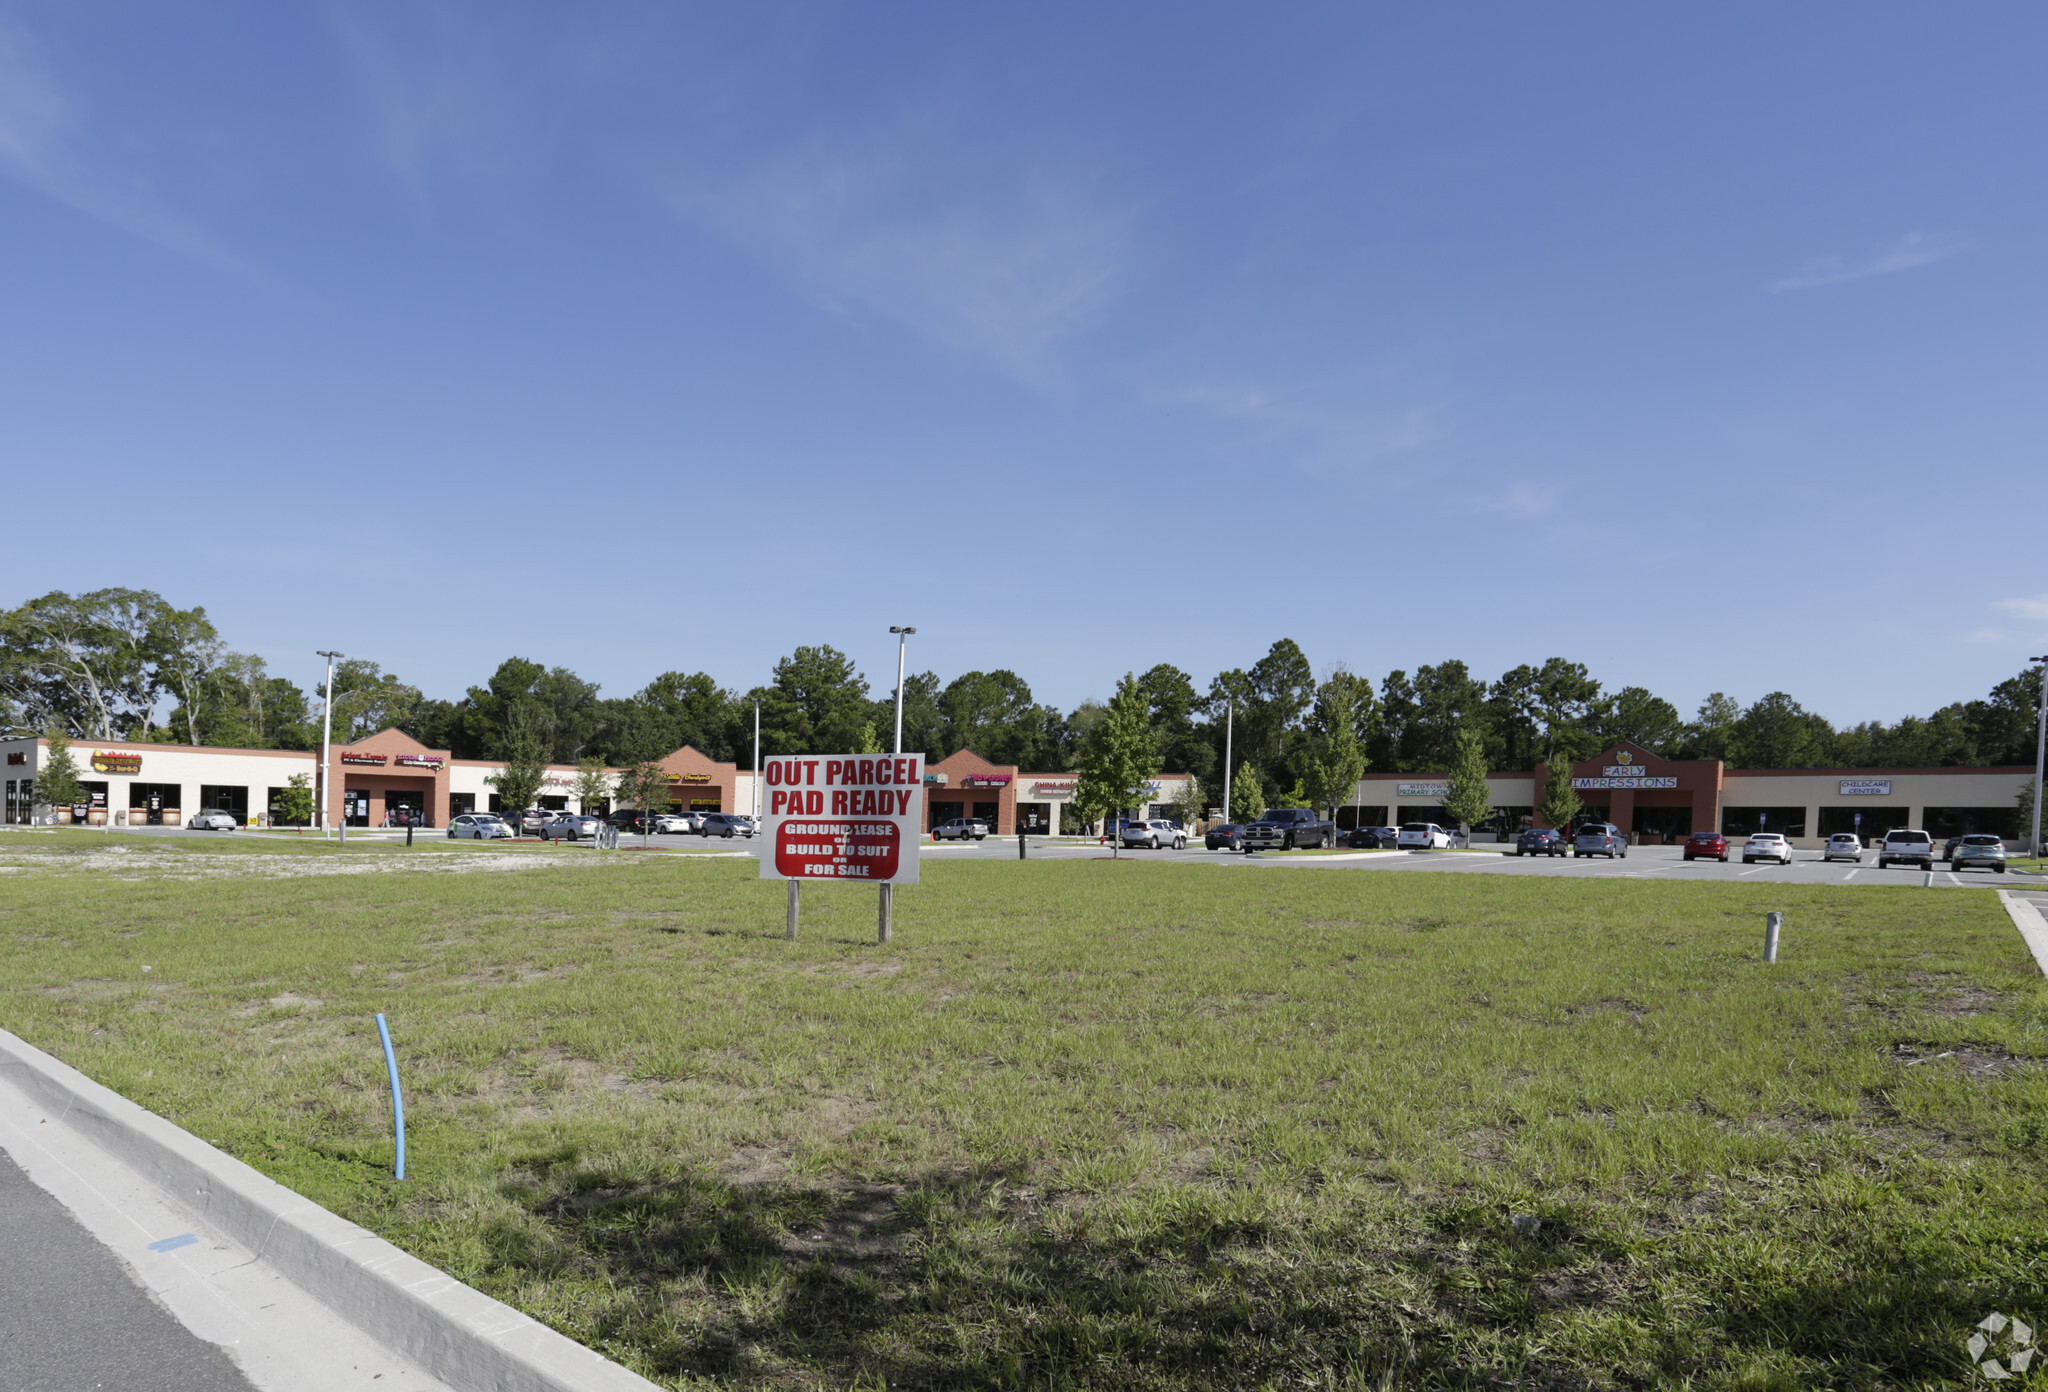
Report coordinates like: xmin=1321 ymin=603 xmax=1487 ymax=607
xmin=539 ymin=813 xmax=603 ymax=842
xmin=1952 ymin=834 xmax=2009 ymax=874
xmin=519 ymin=809 xmax=558 ymax=835
xmin=1741 ymin=833 xmax=1793 ymax=865
xmin=1244 ymin=808 xmax=1338 ymax=850
xmin=699 ymin=813 xmax=755 ymax=838
xmin=186 ymin=810 xmax=238 ymax=831
xmin=1515 ymin=827 xmax=1567 ymax=857
xmin=1573 ymin=823 xmax=1627 ymax=858
xmin=1682 ymin=831 xmax=1729 ymax=862
xmin=448 ymin=813 xmax=513 ymax=840
xmin=1877 ymin=829 xmax=1936 ymax=870
xmin=1822 ymin=833 xmax=1863 ymax=863
xmin=1396 ymin=821 xmax=1453 ymax=850
xmin=1206 ymin=823 xmax=1246 ymax=850
xmin=653 ymin=813 xmax=697 ymax=834
xmin=605 ymin=808 xmax=652 ymax=834
xmin=933 ymin=818 xmax=990 ymax=841
xmin=1346 ymin=825 xmax=1393 ymax=849
xmin=1120 ymin=819 xmax=1187 ymax=850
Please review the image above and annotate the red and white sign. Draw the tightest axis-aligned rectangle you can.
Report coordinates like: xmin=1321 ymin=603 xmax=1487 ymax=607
xmin=760 ymin=754 xmax=923 ymax=885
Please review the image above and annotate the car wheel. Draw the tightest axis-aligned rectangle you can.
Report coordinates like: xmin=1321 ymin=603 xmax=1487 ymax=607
xmin=724 ymin=828 xmax=734 ymax=838
xmin=1997 ymin=865 xmax=2007 ymax=874
xmin=1742 ymin=856 xmax=1754 ymax=864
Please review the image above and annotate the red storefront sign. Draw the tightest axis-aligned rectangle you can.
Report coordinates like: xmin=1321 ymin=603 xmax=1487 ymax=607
xmin=760 ymin=754 xmax=924 ymax=885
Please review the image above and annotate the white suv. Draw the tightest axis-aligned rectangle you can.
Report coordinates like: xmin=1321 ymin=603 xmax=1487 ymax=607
xmin=1822 ymin=833 xmax=1863 ymax=863
xmin=1742 ymin=833 xmax=1793 ymax=865
xmin=1397 ymin=822 xmax=1452 ymax=850
xmin=1119 ymin=819 xmax=1187 ymax=850
xmin=1877 ymin=829 xmax=1935 ymax=870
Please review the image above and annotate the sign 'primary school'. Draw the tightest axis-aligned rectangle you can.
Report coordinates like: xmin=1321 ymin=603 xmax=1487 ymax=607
xmin=759 ymin=754 xmax=925 ymax=885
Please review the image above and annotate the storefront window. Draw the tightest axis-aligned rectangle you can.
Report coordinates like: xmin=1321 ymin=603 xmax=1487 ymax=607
xmin=1335 ymin=806 xmax=1390 ymax=830
xmin=1924 ymin=806 xmax=2022 ymax=838
xmin=200 ymin=785 xmax=250 ymax=823
xmin=1016 ymin=802 xmax=1051 ymax=834
xmin=1817 ymin=805 xmax=1906 ymax=837
xmin=1629 ymin=805 xmax=1692 ymax=841
xmin=1722 ymin=806 xmax=1807 ymax=837
xmin=449 ymin=793 xmax=476 ymax=818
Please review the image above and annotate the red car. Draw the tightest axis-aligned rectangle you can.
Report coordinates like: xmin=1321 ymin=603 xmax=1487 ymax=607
xmin=1683 ymin=831 xmax=1728 ymax=862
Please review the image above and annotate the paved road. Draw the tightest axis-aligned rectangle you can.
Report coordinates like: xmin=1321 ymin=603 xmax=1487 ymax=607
xmin=0 ymin=1149 xmax=254 ymax=1392
xmin=920 ymin=837 xmax=2040 ymax=888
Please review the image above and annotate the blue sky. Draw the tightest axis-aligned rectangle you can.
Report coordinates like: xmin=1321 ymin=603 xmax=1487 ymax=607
xmin=3 ymin=2 xmax=2044 ymax=721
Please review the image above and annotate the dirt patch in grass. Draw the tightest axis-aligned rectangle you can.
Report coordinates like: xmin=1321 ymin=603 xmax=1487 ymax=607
xmin=1887 ymin=1041 xmax=2044 ymax=1077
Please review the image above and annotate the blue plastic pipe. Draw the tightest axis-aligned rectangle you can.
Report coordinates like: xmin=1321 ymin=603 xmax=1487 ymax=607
xmin=374 ymin=1013 xmax=406 ymax=1181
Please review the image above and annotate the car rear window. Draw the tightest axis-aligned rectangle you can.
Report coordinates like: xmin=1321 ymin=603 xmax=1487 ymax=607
xmin=1962 ymin=835 xmax=2003 ymax=845
xmin=1888 ymin=832 xmax=1931 ymax=844
xmin=1400 ymin=823 xmax=1428 ymax=831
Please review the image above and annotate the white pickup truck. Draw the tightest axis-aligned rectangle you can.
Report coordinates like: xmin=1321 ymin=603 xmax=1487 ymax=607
xmin=1876 ymin=828 xmax=1935 ymax=870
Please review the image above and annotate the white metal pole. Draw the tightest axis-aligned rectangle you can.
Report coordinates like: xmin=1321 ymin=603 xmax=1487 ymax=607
xmin=2031 ymin=656 xmax=2047 ymax=859
xmin=752 ymin=700 xmax=761 ymax=822
xmin=317 ymin=650 xmax=341 ymax=839
xmin=1223 ymin=698 xmax=1233 ymax=827
xmin=883 ymin=626 xmax=914 ymax=945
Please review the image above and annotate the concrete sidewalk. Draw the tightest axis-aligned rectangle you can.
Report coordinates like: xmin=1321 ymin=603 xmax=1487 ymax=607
xmin=0 ymin=1027 xmax=661 ymax=1392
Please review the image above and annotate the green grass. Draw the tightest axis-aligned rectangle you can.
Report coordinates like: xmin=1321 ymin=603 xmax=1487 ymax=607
xmin=3 ymin=846 xmax=2046 ymax=1389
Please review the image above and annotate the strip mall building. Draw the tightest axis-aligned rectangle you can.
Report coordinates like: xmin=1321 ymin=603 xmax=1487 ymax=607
xmin=0 ymin=734 xmax=1193 ymax=837
xmin=1350 ymin=742 xmax=2037 ymax=847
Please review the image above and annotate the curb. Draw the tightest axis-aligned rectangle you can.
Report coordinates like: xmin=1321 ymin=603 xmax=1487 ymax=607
xmin=1996 ymin=890 xmax=2048 ymax=978
xmin=0 ymin=1026 xmax=660 ymax=1392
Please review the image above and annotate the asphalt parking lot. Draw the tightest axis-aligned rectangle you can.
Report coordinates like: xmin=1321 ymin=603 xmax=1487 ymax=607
xmin=35 ymin=827 xmax=2041 ymax=891
xmin=926 ymin=836 xmax=2039 ymax=888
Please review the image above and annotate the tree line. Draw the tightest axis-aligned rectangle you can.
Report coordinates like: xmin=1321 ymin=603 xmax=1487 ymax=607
xmin=2 ymin=590 xmax=2040 ymax=811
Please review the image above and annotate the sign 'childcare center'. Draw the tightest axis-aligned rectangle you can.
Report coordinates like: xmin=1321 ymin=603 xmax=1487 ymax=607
xmin=760 ymin=754 xmax=925 ymax=885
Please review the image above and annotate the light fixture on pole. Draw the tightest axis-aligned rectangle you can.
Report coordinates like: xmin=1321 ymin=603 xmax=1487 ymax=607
xmin=317 ymin=650 xmax=343 ymax=840
xmin=2030 ymin=655 xmax=2047 ymax=859
xmin=883 ymin=626 xmax=915 ymax=945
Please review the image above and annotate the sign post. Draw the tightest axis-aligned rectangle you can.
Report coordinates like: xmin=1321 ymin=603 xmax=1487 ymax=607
xmin=760 ymin=754 xmax=924 ymax=943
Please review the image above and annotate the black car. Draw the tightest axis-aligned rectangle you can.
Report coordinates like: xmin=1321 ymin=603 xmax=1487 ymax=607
xmin=1516 ymin=827 xmax=1568 ymax=857
xmin=1206 ymin=823 xmax=1245 ymax=850
xmin=1344 ymin=826 xmax=1388 ymax=849
xmin=605 ymin=808 xmax=653 ymax=834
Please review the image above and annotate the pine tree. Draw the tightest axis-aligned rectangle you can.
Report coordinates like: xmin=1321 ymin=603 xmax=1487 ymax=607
xmin=35 ymin=728 xmax=84 ymax=821
xmin=1535 ymin=751 xmax=1582 ymax=831
xmin=1075 ymin=674 xmax=1160 ymax=858
xmin=1441 ymin=729 xmax=1494 ymax=834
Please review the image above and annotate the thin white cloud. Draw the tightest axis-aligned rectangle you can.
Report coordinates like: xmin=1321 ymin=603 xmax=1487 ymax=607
xmin=1166 ymin=376 xmax=1439 ymax=478
xmin=0 ymin=15 xmax=228 ymax=260
xmin=1995 ymin=595 xmax=2048 ymax=623
xmin=1768 ymin=232 xmax=1967 ymax=292
xmin=656 ymin=127 xmax=1133 ymax=387
xmin=1477 ymin=482 xmax=1561 ymax=518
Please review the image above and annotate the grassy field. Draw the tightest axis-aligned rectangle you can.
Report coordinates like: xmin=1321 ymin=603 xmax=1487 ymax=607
xmin=2 ymin=837 xmax=2046 ymax=1390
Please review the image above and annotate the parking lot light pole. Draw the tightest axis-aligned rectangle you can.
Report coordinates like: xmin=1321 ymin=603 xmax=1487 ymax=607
xmin=317 ymin=650 xmax=343 ymax=840
xmin=2031 ymin=655 xmax=2047 ymax=858
xmin=1222 ymin=699 xmax=1233 ymax=831
xmin=883 ymin=626 xmax=915 ymax=944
